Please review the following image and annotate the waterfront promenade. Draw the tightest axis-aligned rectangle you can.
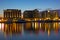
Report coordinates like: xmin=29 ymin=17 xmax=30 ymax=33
xmin=0 ymin=19 xmax=60 ymax=23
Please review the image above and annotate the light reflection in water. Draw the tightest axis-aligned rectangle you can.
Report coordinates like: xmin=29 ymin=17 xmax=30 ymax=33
xmin=0 ymin=23 xmax=1 ymax=30
xmin=0 ymin=23 xmax=4 ymax=31
xmin=0 ymin=22 xmax=60 ymax=37
xmin=35 ymin=22 xmax=37 ymax=29
xmin=48 ymin=28 xmax=50 ymax=36
xmin=40 ymin=23 xmax=41 ymax=29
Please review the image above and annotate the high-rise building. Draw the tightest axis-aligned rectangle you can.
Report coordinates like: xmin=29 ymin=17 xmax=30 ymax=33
xmin=4 ymin=9 xmax=21 ymax=19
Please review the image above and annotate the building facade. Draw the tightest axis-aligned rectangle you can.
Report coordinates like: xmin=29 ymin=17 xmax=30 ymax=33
xmin=41 ymin=10 xmax=59 ymax=20
xmin=23 ymin=9 xmax=40 ymax=20
xmin=4 ymin=9 xmax=21 ymax=19
xmin=52 ymin=10 xmax=59 ymax=20
xmin=41 ymin=10 xmax=51 ymax=20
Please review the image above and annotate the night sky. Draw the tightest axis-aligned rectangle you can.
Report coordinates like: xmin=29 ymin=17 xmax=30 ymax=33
xmin=0 ymin=0 xmax=60 ymax=16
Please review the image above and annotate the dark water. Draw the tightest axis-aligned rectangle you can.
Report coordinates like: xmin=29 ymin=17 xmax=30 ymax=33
xmin=0 ymin=22 xmax=60 ymax=40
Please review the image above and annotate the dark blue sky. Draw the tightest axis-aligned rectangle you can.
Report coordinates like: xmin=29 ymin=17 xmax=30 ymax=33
xmin=0 ymin=0 xmax=60 ymax=14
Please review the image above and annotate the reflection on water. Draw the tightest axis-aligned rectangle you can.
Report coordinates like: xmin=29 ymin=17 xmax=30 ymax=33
xmin=0 ymin=22 xmax=60 ymax=40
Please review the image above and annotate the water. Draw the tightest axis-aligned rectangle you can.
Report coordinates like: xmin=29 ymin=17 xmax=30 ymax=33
xmin=0 ymin=22 xmax=60 ymax=40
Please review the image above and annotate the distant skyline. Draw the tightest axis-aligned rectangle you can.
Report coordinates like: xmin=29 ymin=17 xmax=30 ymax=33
xmin=0 ymin=0 xmax=60 ymax=17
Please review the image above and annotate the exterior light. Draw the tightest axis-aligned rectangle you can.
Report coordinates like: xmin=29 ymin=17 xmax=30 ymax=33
xmin=59 ymin=22 xmax=60 ymax=24
xmin=28 ymin=19 xmax=31 ymax=21
xmin=53 ymin=17 xmax=58 ymax=20
xmin=59 ymin=19 xmax=60 ymax=20
xmin=48 ymin=10 xmax=50 ymax=12
xmin=46 ymin=18 xmax=50 ymax=20
xmin=40 ymin=19 xmax=41 ymax=20
xmin=21 ymin=15 xmax=23 ymax=19
xmin=35 ymin=18 xmax=36 ymax=21
xmin=2 ymin=19 xmax=3 ymax=20
xmin=53 ymin=18 xmax=56 ymax=20
xmin=46 ymin=18 xmax=49 ymax=19
xmin=5 ymin=20 xmax=7 ymax=21
xmin=0 ymin=20 xmax=1 ymax=21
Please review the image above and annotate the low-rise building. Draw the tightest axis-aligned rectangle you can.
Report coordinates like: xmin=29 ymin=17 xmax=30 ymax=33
xmin=23 ymin=9 xmax=40 ymax=21
xmin=4 ymin=9 xmax=21 ymax=19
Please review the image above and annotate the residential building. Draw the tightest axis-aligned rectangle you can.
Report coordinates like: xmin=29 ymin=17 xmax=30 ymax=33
xmin=4 ymin=9 xmax=21 ymax=19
